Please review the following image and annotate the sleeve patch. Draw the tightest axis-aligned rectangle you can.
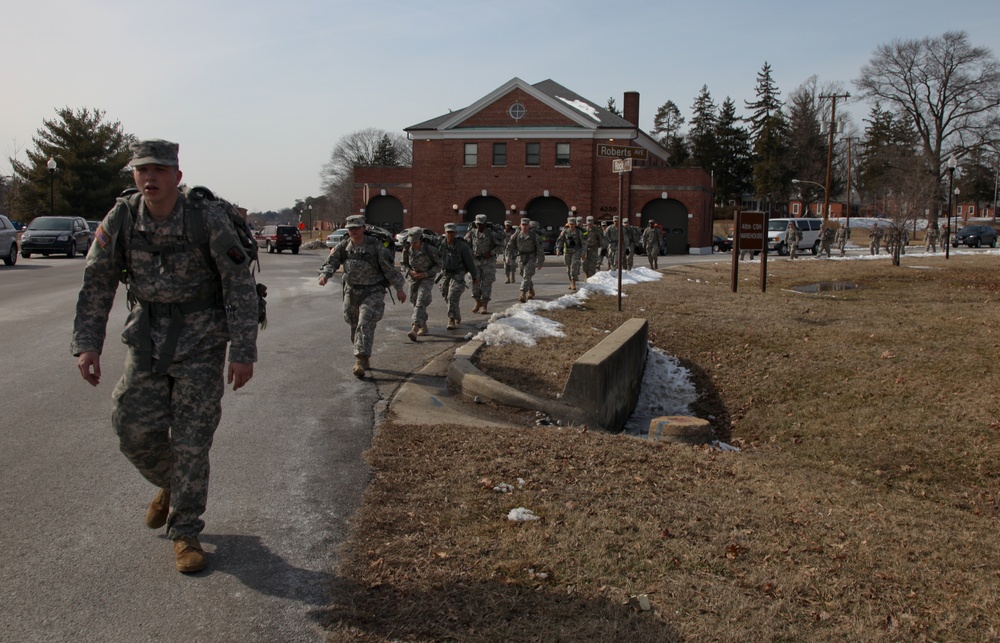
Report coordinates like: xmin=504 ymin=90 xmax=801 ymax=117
xmin=227 ymin=246 xmax=247 ymax=264
xmin=95 ymin=225 xmax=111 ymax=248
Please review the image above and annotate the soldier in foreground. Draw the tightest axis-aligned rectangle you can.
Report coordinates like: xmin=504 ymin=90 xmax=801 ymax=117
xmin=319 ymin=215 xmax=406 ymax=377
xmin=72 ymin=139 xmax=259 ymax=574
xmin=641 ymin=220 xmax=662 ymax=269
xmin=401 ymin=227 xmax=441 ymax=341
xmin=834 ymin=224 xmax=849 ymax=257
xmin=508 ymin=217 xmax=545 ymax=302
xmin=466 ymin=214 xmax=504 ymax=314
xmin=438 ymin=222 xmax=478 ymax=329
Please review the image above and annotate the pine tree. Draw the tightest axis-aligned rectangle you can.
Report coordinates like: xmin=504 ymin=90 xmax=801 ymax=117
xmin=372 ymin=134 xmax=400 ymax=166
xmin=745 ymin=62 xmax=784 ymax=145
xmin=752 ymin=113 xmax=792 ymax=211
xmin=714 ymin=98 xmax=753 ymax=204
xmin=650 ymin=100 xmax=689 ymax=165
xmin=605 ymin=97 xmax=622 ymax=116
xmin=785 ymin=78 xmax=828 ymax=208
xmin=688 ymin=86 xmax=719 ymax=173
xmin=9 ymin=107 xmax=134 ymax=220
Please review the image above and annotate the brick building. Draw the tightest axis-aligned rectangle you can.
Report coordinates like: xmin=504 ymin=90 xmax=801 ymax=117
xmin=355 ymin=77 xmax=714 ymax=254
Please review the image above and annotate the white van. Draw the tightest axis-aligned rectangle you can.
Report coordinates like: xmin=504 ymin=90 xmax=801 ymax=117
xmin=767 ymin=218 xmax=823 ymax=255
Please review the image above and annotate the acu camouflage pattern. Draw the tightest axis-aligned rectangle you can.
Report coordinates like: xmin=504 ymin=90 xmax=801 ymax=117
xmin=438 ymin=237 xmax=478 ymax=320
xmin=835 ymin=225 xmax=849 ymax=256
xmin=72 ymin=188 xmax=259 ymax=539
xmin=555 ymin=225 xmax=584 ymax=281
xmin=642 ymin=225 xmax=662 ymax=268
xmin=582 ymin=223 xmax=604 ymax=277
xmin=402 ymin=241 xmax=442 ymax=328
xmin=507 ymin=227 xmax=545 ymax=293
xmin=320 ymin=234 xmax=405 ymax=357
xmin=503 ymin=224 xmax=518 ymax=282
xmin=466 ymin=225 xmax=504 ymax=302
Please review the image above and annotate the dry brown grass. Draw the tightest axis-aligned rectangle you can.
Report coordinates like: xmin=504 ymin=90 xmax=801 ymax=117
xmin=321 ymin=254 xmax=1000 ymax=641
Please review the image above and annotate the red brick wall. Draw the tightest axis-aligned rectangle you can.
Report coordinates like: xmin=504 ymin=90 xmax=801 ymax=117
xmin=457 ymin=89 xmax=581 ymax=129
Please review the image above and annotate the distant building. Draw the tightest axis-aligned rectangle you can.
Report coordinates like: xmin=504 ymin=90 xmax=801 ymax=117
xmin=354 ymin=77 xmax=715 ymax=254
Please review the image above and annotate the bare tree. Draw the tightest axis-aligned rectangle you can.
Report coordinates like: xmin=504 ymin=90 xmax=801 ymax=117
xmin=320 ymin=128 xmax=412 ymax=224
xmin=855 ymin=31 xmax=1000 ymax=212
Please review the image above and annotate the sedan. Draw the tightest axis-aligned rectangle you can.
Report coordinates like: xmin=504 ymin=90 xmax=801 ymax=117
xmin=325 ymin=228 xmax=349 ymax=248
xmin=951 ymin=225 xmax=998 ymax=248
xmin=20 ymin=216 xmax=92 ymax=258
xmin=713 ymin=235 xmax=733 ymax=252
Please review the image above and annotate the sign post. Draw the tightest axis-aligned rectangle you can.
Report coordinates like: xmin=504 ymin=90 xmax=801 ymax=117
xmin=731 ymin=211 xmax=768 ymax=293
xmin=613 ymin=158 xmax=633 ymax=311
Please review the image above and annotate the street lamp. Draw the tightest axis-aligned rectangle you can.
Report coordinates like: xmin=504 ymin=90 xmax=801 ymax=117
xmin=791 ymin=179 xmax=826 ymax=216
xmin=452 ymin=203 xmax=458 ymax=221
xmin=46 ymin=157 xmax=57 ymax=215
xmin=308 ymin=204 xmax=313 ymax=238
xmin=946 ymin=154 xmax=957 ymax=259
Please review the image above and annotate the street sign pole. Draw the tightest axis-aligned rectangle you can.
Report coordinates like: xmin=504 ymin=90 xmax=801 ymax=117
xmin=613 ymin=158 xmax=633 ymax=311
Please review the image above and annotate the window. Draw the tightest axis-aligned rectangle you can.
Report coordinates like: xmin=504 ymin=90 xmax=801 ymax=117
xmin=969 ymin=205 xmax=975 ymax=215
xmin=792 ymin=203 xmax=800 ymax=215
xmin=464 ymin=143 xmax=478 ymax=166
xmin=493 ymin=142 xmax=507 ymax=166
xmin=525 ymin=142 xmax=540 ymax=166
xmin=555 ymin=143 xmax=571 ymax=166
xmin=957 ymin=205 xmax=962 ymax=215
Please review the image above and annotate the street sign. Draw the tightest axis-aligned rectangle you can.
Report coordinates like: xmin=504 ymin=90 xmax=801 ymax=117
xmin=737 ymin=211 xmax=766 ymax=250
xmin=612 ymin=158 xmax=633 ymax=174
xmin=597 ymin=144 xmax=648 ymax=160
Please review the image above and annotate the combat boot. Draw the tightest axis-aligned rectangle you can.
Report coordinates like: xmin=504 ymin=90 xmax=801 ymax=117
xmin=528 ymin=288 xmax=535 ymax=300
xmin=173 ymin=536 xmax=206 ymax=573
xmin=519 ymin=291 xmax=527 ymax=303
xmin=145 ymin=487 xmax=170 ymax=529
xmin=407 ymin=324 xmax=419 ymax=342
xmin=569 ymin=279 xmax=576 ymax=291
xmin=472 ymin=298 xmax=482 ymax=314
xmin=352 ymin=356 xmax=367 ymax=378
xmin=446 ymin=318 xmax=457 ymax=330
xmin=479 ymin=299 xmax=490 ymax=314
xmin=417 ymin=323 xmax=428 ymax=336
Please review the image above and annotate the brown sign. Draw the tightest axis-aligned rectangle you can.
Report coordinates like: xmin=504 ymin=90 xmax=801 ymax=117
xmin=737 ymin=211 xmax=766 ymax=251
xmin=596 ymin=144 xmax=648 ymax=160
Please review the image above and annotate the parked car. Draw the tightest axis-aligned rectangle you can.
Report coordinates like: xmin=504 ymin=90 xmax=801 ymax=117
xmin=713 ymin=235 xmax=733 ymax=252
xmin=325 ymin=228 xmax=349 ymax=248
xmin=256 ymin=224 xmax=301 ymax=254
xmin=766 ymin=217 xmax=823 ymax=255
xmin=20 ymin=216 xmax=91 ymax=258
xmin=395 ymin=227 xmax=437 ymax=246
xmin=0 ymin=215 xmax=19 ymax=266
xmin=86 ymin=220 xmax=101 ymax=245
xmin=951 ymin=224 xmax=998 ymax=248
xmin=325 ymin=224 xmax=397 ymax=253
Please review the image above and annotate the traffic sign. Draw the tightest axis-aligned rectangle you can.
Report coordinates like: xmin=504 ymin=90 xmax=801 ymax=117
xmin=612 ymin=158 xmax=633 ymax=173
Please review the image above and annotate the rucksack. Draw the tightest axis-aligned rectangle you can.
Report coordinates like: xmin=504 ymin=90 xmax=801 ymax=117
xmin=119 ymin=185 xmax=267 ymax=329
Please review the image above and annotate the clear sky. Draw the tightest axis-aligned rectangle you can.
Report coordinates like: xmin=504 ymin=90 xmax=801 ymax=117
xmin=2 ymin=0 xmax=997 ymax=212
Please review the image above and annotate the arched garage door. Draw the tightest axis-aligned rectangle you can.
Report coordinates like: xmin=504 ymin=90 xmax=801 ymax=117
xmin=526 ymin=196 xmax=568 ymax=250
xmin=365 ymin=195 xmax=405 ymax=233
xmin=641 ymin=198 xmax=688 ymax=254
xmin=464 ymin=196 xmax=507 ymax=225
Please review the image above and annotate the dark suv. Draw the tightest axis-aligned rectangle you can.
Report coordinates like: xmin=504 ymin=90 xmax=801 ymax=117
xmin=20 ymin=216 xmax=91 ymax=258
xmin=257 ymin=225 xmax=301 ymax=254
xmin=951 ymin=225 xmax=998 ymax=248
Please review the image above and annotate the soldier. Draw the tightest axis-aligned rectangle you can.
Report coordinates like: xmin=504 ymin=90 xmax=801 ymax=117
xmin=883 ymin=226 xmax=895 ymax=254
xmin=925 ymin=225 xmax=939 ymax=253
xmin=507 ymin=217 xmax=545 ymax=302
xmin=787 ymin=221 xmax=802 ymax=259
xmin=466 ymin=214 xmax=504 ymax=313
xmin=319 ymin=215 xmax=406 ymax=377
xmin=869 ymin=224 xmax=883 ymax=255
xmin=401 ymin=227 xmax=441 ymax=341
xmin=72 ymin=139 xmax=259 ymax=574
xmin=900 ymin=227 xmax=909 ymax=255
xmin=641 ymin=219 xmax=663 ymax=269
xmin=438 ymin=222 xmax=479 ymax=329
xmin=817 ymin=223 xmax=835 ymax=258
xmin=502 ymin=219 xmax=517 ymax=284
xmin=581 ymin=215 xmax=604 ymax=278
xmin=605 ymin=216 xmax=623 ymax=269
xmin=555 ymin=216 xmax=584 ymax=290
xmin=834 ymin=224 xmax=849 ymax=257
xmin=624 ymin=221 xmax=640 ymax=269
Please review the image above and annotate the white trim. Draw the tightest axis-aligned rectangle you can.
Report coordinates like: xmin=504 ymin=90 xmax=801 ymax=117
xmin=420 ymin=127 xmax=635 ymax=141
xmin=437 ymin=77 xmax=601 ymax=131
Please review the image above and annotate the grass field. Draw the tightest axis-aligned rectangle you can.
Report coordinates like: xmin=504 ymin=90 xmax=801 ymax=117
xmin=321 ymin=253 xmax=1000 ymax=642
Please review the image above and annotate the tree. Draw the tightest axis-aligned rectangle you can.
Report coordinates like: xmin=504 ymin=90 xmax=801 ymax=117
xmin=745 ymin=62 xmax=784 ymax=145
xmin=786 ymin=77 xmax=833 ymax=211
xmin=605 ymin=97 xmax=622 ymax=116
xmin=8 ymin=107 xmax=134 ymax=220
xmin=855 ymin=31 xmax=1000 ymax=212
xmin=714 ymin=98 xmax=753 ymax=205
xmin=955 ymin=144 xmax=999 ymax=217
xmin=688 ymin=86 xmax=719 ymax=173
xmin=320 ymin=128 xmax=412 ymax=222
xmin=857 ymin=102 xmax=920 ymax=214
xmin=752 ymin=113 xmax=792 ymax=212
xmin=650 ymin=99 xmax=689 ymax=165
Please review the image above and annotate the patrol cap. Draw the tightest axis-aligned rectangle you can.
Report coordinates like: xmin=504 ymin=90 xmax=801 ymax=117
xmin=520 ymin=217 xmax=530 ymax=225
xmin=576 ymin=217 xmax=584 ymax=225
xmin=407 ymin=227 xmax=423 ymax=241
xmin=566 ymin=217 xmax=576 ymax=225
xmin=129 ymin=139 xmax=179 ymax=167
xmin=648 ymin=219 xmax=655 ymax=225
xmin=444 ymin=222 xmax=457 ymax=232
xmin=586 ymin=216 xmax=595 ymax=223
xmin=345 ymin=215 xmax=365 ymax=228
xmin=612 ymin=216 xmax=620 ymax=222
xmin=475 ymin=214 xmax=487 ymax=224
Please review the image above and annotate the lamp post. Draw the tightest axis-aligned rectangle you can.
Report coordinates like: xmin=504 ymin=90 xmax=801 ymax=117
xmin=791 ymin=179 xmax=826 ymax=216
xmin=46 ymin=157 xmax=57 ymax=215
xmin=945 ymin=154 xmax=957 ymax=259
xmin=452 ymin=203 xmax=458 ymax=222
xmin=308 ymin=204 xmax=313 ymax=239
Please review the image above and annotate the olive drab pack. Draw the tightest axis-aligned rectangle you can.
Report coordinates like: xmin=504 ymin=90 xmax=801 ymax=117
xmin=119 ymin=185 xmax=268 ymax=330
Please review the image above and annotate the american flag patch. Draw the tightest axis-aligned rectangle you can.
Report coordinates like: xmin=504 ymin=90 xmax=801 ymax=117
xmin=95 ymin=225 xmax=110 ymax=248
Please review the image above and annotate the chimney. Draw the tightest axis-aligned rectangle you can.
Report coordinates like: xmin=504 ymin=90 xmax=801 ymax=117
xmin=623 ymin=91 xmax=640 ymax=126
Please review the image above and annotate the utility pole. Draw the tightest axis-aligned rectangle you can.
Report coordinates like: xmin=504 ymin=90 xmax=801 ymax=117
xmin=820 ymin=93 xmax=850 ymax=224
xmin=845 ymin=136 xmax=856 ymax=230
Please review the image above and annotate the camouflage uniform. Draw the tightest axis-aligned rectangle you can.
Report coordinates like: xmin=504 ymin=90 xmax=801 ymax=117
xmin=925 ymin=226 xmax=939 ymax=253
xmin=466 ymin=217 xmax=505 ymax=312
xmin=787 ymin=223 xmax=802 ymax=259
xmin=502 ymin=222 xmax=517 ymax=283
xmin=555 ymin=220 xmax=584 ymax=289
xmin=900 ymin=228 xmax=908 ymax=255
xmin=319 ymin=227 xmax=405 ymax=363
xmin=869 ymin=225 xmax=883 ymax=255
xmin=834 ymin=225 xmax=849 ymax=256
xmin=624 ymin=224 xmax=640 ymax=269
xmin=581 ymin=218 xmax=604 ymax=277
xmin=401 ymin=230 xmax=441 ymax=336
xmin=438 ymin=229 xmax=478 ymax=327
xmin=72 ymin=182 xmax=259 ymax=542
xmin=606 ymin=221 xmax=623 ymax=269
xmin=507 ymin=219 xmax=545 ymax=301
xmin=818 ymin=225 xmax=834 ymax=258
xmin=641 ymin=223 xmax=662 ymax=269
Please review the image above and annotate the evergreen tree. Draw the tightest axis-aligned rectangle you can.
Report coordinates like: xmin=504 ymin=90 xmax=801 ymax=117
xmin=8 ymin=107 xmax=134 ymax=220
xmin=688 ymin=86 xmax=719 ymax=173
xmin=714 ymin=97 xmax=753 ymax=204
xmin=745 ymin=62 xmax=784 ymax=145
xmin=605 ymin=97 xmax=622 ymax=116
xmin=785 ymin=78 xmax=829 ymax=209
xmin=752 ymin=113 xmax=792 ymax=212
xmin=372 ymin=134 xmax=401 ymax=166
xmin=650 ymin=100 xmax=690 ymax=166
xmin=858 ymin=102 xmax=920 ymax=210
